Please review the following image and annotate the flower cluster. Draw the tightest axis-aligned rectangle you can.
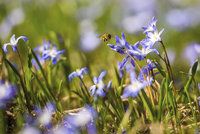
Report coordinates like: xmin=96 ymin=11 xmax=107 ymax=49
xmin=108 ymin=17 xmax=163 ymax=98
xmin=108 ymin=17 xmax=163 ymax=70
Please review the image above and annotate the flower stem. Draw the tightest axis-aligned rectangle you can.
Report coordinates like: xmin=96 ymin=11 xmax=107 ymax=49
xmin=160 ymin=41 xmax=174 ymax=81
xmin=126 ymin=52 xmax=142 ymax=71
xmin=160 ymin=41 xmax=177 ymax=93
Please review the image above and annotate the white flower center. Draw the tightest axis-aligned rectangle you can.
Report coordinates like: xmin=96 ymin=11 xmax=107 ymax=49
xmin=49 ymin=49 xmax=57 ymax=58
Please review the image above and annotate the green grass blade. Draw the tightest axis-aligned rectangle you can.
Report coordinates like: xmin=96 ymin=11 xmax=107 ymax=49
xmin=139 ymin=89 xmax=154 ymax=121
xmin=158 ymin=78 xmax=166 ymax=121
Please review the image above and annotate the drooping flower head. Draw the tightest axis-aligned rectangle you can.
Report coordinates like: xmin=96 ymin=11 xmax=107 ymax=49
xmin=42 ymin=45 xmax=65 ymax=64
xmin=90 ymin=70 xmax=112 ymax=99
xmin=0 ymin=80 xmax=16 ymax=108
xmin=2 ymin=34 xmax=28 ymax=53
xmin=68 ymin=67 xmax=89 ymax=81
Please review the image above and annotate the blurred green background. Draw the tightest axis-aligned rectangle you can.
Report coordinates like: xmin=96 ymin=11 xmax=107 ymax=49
xmin=0 ymin=0 xmax=200 ymax=77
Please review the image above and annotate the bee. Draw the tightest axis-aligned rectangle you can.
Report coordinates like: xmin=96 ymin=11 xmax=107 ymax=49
xmin=99 ymin=33 xmax=112 ymax=42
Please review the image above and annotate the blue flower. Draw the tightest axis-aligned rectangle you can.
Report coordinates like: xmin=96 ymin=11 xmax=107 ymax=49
xmin=64 ymin=105 xmax=97 ymax=132
xmin=34 ymin=102 xmax=55 ymax=128
xmin=108 ymin=33 xmax=130 ymax=55
xmin=89 ymin=71 xmax=112 ymax=99
xmin=68 ymin=67 xmax=89 ymax=81
xmin=0 ymin=80 xmax=16 ymax=108
xmin=108 ymin=33 xmax=137 ymax=69
xmin=42 ymin=45 xmax=65 ymax=64
xmin=142 ymin=17 xmax=157 ymax=34
xmin=34 ymin=40 xmax=50 ymax=54
xmin=138 ymin=59 xmax=156 ymax=81
xmin=146 ymin=28 xmax=164 ymax=43
xmin=121 ymin=68 xmax=153 ymax=99
xmin=117 ymin=62 xmax=124 ymax=78
xmin=118 ymin=55 xmax=135 ymax=70
xmin=2 ymin=34 xmax=28 ymax=53
xmin=122 ymin=79 xmax=146 ymax=98
xmin=128 ymin=41 xmax=159 ymax=61
xmin=143 ymin=17 xmax=164 ymax=43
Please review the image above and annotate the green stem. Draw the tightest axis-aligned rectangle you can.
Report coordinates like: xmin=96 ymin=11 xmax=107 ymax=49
xmin=160 ymin=41 xmax=174 ymax=82
xmin=16 ymin=49 xmax=26 ymax=85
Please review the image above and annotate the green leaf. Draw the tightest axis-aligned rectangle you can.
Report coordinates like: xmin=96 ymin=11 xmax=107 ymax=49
xmin=4 ymin=59 xmax=20 ymax=77
xmin=28 ymin=48 xmax=33 ymax=68
xmin=158 ymin=78 xmax=166 ymax=121
xmin=139 ymin=90 xmax=154 ymax=121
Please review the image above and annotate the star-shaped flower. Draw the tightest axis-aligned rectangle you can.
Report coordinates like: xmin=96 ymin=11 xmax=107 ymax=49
xmin=42 ymin=46 xmax=65 ymax=64
xmin=108 ymin=33 xmax=130 ymax=55
xmin=146 ymin=28 xmax=164 ymax=43
xmin=89 ymin=71 xmax=112 ymax=99
xmin=142 ymin=17 xmax=157 ymax=33
xmin=142 ymin=17 xmax=164 ymax=44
